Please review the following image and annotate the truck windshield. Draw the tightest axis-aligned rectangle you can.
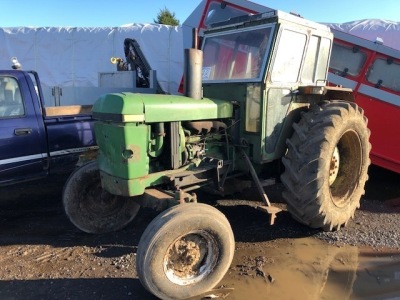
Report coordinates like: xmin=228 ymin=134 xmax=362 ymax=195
xmin=202 ymin=26 xmax=273 ymax=82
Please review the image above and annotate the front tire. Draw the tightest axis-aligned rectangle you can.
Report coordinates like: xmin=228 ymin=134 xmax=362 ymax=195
xmin=281 ymin=101 xmax=371 ymax=231
xmin=136 ymin=203 xmax=235 ymax=300
xmin=63 ymin=161 xmax=140 ymax=233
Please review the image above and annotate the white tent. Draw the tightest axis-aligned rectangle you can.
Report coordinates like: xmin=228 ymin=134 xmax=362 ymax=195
xmin=0 ymin=24 xmax=183 ymax=98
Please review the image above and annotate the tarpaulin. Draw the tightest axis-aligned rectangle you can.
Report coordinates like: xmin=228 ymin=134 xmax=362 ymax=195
xmin=0 ymin=24 xmax=183 ymax=94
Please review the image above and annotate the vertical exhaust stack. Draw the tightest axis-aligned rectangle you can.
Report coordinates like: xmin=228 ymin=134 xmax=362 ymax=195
xmin=184 ymin=28 xmax=203 ymax=100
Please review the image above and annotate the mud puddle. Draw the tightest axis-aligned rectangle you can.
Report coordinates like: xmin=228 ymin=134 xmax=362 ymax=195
xmin=212 ymin=238 xmax=400 ymax=300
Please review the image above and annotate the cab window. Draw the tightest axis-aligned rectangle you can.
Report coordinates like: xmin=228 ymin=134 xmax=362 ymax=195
xmin=0 ymin=77 xmax=25 ymax=118
xmin=202 ymin=26 xmax=273 ymax=82
xmin=302 ymin=36 xmax=331 ymax=84
xmin=203 ymin=1 xmax=251 ymax=27
xmin=271 ymin=29 xmax=306 ymax=83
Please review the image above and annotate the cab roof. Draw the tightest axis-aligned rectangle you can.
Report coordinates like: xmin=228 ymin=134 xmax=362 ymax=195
xmin=206 ymin=10 xmax=331 ymax=34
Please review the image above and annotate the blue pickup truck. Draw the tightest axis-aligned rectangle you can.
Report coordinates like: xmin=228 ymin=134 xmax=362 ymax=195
xmin=0 ymin=70 xmax=97 ymax=186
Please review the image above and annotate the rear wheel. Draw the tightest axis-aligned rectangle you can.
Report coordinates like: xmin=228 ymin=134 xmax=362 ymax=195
xmin=136 ymin=203 xmax=235 ymax=300
xmin=281 ymin=101 xmax=371 ymax=231
xmin=63 ymin=161 xmax=140 ymax=233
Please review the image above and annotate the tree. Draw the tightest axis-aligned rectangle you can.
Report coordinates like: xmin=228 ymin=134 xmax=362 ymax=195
xmin=154 ymin=7 xmax=180 ymax=26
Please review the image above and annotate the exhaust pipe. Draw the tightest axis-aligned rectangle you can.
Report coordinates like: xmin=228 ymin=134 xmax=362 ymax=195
xmin=184 ymin=28 xmax=203 ymax=100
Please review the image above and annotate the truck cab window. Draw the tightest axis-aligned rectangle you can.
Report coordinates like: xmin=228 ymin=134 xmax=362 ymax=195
xmin=0 ymin=77 xmax=25 ymax=118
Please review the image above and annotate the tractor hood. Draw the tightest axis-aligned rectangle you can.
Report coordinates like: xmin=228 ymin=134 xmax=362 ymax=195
xmin=92 ymin=93 xmax=233 ymax=123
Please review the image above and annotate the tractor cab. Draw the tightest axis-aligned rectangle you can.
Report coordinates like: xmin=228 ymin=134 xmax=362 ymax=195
xmin=202 ymin=11 xmax=333 ymax=163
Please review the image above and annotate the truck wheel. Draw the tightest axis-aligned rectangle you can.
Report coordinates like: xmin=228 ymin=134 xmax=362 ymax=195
xmin=281 ymin=101 xmax=371 ymax=231
xmin=63 ymin=161 xmax=140 ymax=234
xmin=136 ymin=203 xmax=235 ymax=300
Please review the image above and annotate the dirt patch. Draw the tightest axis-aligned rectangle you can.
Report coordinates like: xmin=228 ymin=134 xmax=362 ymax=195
xmin=0 ymin=165 xmax=399 ymax=299
xmin=167 ymin=234 xmax=207 ymax=278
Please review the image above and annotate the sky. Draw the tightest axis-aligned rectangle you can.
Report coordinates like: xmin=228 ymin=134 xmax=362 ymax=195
xmin=0 ymin=0 xmax=398 ymax=28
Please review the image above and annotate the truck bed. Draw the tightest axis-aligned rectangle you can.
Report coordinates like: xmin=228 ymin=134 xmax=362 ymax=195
xmin=44 ymin=105 xmax=93 ymax=117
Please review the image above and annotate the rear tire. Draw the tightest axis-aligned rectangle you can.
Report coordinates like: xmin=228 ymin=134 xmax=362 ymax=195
xmin=136 ymin=203 xmax=235 ymax=300
xmin=63 ymin=161 xmax=140 ymax=233
xmin=281 ymin=101 xmax=371 ymax=231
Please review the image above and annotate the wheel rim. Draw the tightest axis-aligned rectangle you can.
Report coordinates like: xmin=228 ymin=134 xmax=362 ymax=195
xmin=163 ymin=230 xmax=219 ymax=285
xmin=330 ymin=130 xmax=362 ymax=208
xmin=329 ymin=146 xmax=340 ymax=186
xmin=82 ymin=178 xmax=125 ymax=218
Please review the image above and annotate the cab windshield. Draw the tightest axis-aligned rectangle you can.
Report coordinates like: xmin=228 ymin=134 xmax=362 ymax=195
xmin=202 ymin=25 xmax=273 ymax=82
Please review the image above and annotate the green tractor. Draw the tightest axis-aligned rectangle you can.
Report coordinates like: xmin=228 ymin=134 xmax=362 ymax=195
xmin=63 ymin=10 xmax=370 ymax=300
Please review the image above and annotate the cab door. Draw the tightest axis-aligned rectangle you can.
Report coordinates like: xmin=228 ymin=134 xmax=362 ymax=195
xmin=263 ymin=27 xmax=332 ymax=161
xmin=0 ymin=71 xmax=47 ymax=186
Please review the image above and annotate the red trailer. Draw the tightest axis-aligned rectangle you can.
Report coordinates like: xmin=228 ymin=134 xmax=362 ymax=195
xmin=328 ymin=30 xmax=400 ymax=173
xmin=183 ymin=0 xmax=400 ymax=173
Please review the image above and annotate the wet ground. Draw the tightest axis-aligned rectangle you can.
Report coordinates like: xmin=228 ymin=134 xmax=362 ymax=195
xmin=219 ymin=239 xmax=400 ymax=300
xmin=0 ymin=165 xmax=399 ymax=299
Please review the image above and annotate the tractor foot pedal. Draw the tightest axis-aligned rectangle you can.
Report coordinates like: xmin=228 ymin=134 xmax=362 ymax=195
xmin=257 ymin=205 xmax=282 ymax=225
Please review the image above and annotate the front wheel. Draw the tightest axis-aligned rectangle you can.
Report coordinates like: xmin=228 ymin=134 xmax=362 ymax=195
xmin=63 ymin=161 xmax=140 ymax=233
xmin=281 ymin=101 xmax=371 ymax=231
xmin=136 ymin=203 xmax=235 ymax=300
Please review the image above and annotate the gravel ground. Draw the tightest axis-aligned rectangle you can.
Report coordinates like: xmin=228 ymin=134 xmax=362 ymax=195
xmin=315 ymin=165 xmax=400 ymax=249
xmin=315 ymin=198 xmax=400 ymax=249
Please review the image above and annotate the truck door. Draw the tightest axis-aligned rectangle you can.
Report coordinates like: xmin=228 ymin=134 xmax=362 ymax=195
xmin=0 ymin=72 xmax=47 ymax=186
